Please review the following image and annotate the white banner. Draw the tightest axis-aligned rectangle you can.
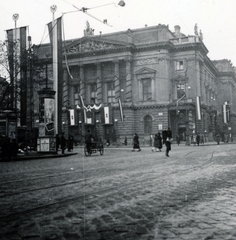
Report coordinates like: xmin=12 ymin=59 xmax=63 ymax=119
xmin=69 ymin=109 xmax=75 ymax=125
xmin=104 ymin=106 xmax=110 ymax=124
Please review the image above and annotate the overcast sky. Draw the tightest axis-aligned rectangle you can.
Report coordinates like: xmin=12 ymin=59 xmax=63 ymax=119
xmin=1 ymin=0 xmax=236 ymax=66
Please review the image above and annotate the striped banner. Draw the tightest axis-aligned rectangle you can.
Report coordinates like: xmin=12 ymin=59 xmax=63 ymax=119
xmin=6 ymin=26 xmax=28 ymax=124
xmin=196 ymin=96 xmax=201 ymax=120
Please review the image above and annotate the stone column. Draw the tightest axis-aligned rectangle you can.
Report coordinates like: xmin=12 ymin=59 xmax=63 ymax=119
xmin=96 ymin=62 xmax=102 ymax=104
xmin=114 ymin=60 xmax=120 ymax=101
xmin=79 ymin=64 xmax=85 ymax=99
xmin=125 ymin=57 xmax=132 ymax=101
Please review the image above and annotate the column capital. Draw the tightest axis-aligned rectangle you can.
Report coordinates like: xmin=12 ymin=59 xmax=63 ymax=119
xmin=126 ymin=56 xmax=132 ymax=62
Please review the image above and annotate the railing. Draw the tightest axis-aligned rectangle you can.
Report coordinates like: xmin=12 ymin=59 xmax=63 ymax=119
xmin=170 ymin=36 xmax=200 ymax=45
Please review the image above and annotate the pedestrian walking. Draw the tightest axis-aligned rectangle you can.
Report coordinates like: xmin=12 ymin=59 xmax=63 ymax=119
xmin=153 ymin=132 xmax=162 ymax=152
xmin=200 ymin=133 xmax=204 ymax=145
xmin=196 ymin=133 xmax=200 ymax=146
xmin=60 ymin=132 xmax=67 ymax=154
xmin=85 ymin=129 xmax=93 ymax=154
xmin=176 ymin=134 xmax=180 ymax=145
xmin=162 ymin=127 xmax=172 ymax=157
xmin=132 ymin=133 xmax=141 ymax=152
xmin=68 ymin=134 xmax=74 ymax=152
xmin=216 ymin=133 xmax=221 ymax=145
xmin=56 ymin=134 xmax=60 ymax=153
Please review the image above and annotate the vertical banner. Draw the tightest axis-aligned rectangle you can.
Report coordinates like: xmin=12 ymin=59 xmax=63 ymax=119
xmin=103 ymin=106 xmax=113 ymax=124
xmin=226 ymin=104 xmax=230 ymax=123
xmin=69 ymin=109 xmax=75 ymax=126
xmin=6 ymin=26 xmax=28 ymax=125
xmin=222 ymin=102 xmax=230 ymax=124
xmin=48 ymin=17 xmax=63 ymax=134
xmin=104 ymin=106 xmax=110 ymax=124
xmin=196 ymin=96 xmax=201 ymax=120
xmin=118 ymin=98 xmax=124 ymax=122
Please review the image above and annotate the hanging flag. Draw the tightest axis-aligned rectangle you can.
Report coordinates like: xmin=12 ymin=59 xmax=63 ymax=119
xmin=222 ymin=102 xmax=230 ymax=124
xmin=196 ymin=96 xmax=201 ymax=120
xmin=69 ymin=109 xmax=75 ymax=126
xmin=118 ymin=98 xmax=124 ymax=122
xmin=226 ymin=104 xmax=230 ymax=123
xmin=102 ymin=106 xmax=113 ymax=124
xmin=47 ymin=17 xmax=63 ymax=134
xmin=6 ymin=26 xmax=28 ymax=124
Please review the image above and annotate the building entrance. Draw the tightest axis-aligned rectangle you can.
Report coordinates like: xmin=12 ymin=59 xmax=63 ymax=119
xmin=178 ymin=126 xmax=186 ymax=141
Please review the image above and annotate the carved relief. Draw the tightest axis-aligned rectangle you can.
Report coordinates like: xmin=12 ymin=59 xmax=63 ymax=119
xmin=66 ymin=40 xmax=116 ymax=53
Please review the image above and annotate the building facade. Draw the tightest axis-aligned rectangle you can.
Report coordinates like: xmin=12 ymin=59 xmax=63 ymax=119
xmin=34 ymin=23 xmax=236 ymax=145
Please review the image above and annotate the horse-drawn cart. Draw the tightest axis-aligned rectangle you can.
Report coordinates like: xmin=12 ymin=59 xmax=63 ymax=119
xmin=84 ymin=141 xmax=104 ymax=156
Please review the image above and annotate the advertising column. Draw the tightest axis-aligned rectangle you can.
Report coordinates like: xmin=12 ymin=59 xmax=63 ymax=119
xmin=37 ymin=89 xmax=56 ymax=153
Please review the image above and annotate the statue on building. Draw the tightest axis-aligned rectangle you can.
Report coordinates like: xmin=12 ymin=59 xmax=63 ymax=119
xmin=84 ymin=21 xmax=94 ymax=36
xmin=194 ymin=23 xmax=198 ymax=35
xmin=199 ymin=30 xmax=203 ymax=41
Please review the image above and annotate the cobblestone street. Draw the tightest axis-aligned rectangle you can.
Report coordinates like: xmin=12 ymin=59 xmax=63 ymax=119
xmin=1 ymin=143 xmax=236 ymax=240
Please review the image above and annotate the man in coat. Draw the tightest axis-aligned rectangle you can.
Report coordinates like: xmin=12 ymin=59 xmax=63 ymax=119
xmin=162 ymin=127 xmax=172 ymax=157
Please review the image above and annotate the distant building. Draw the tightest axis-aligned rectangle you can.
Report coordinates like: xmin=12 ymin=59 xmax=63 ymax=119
xmin=33 ymin=23 xmax=236 ymax=144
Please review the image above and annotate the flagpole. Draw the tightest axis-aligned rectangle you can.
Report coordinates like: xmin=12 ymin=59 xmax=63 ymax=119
xmin=50 ymin=5 xmax=58 ymax=135
xmin=12 ymin=13 xmax=19 ymax=141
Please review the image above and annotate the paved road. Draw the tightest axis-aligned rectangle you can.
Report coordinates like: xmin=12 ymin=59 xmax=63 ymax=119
xmin=1 ymin=143 xmax=236 ymax=240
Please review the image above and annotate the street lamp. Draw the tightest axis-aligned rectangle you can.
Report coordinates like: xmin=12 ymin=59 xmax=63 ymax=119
xmin=118 ymin=0 xmax=125 ymax=7
xmin=50 ymin=5 xmax=57 ymax=20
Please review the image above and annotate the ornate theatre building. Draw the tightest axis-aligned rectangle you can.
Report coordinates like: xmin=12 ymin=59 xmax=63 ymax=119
xmin=34 ymin=22 xmax=236 ymax=145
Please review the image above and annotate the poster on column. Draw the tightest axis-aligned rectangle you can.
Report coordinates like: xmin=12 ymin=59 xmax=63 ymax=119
xmin=44 ymin=98 xmax=55 ymax=135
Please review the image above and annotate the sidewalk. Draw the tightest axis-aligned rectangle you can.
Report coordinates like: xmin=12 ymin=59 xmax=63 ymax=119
xmin=1 ymin=150 xmax=77 ymax=161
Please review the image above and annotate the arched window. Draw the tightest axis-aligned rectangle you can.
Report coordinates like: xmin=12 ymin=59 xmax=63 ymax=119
xmin=144 ymin=115 xmax=152 ymax=134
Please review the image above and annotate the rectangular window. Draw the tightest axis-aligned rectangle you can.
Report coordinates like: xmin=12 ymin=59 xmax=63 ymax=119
xmin=142 ymin=78 xmax=152 ymax=101
xmin=177 ymin=84 xmax=185 ymax=99
xmin=90 ymin=83 xmax=97 ymax=104
xmin=74 ymin=92 xmax=79 ymax=106
xmin=107 ymin=82 xmax=115 ymax=103
xmin=176 ymin=61 xmax=184 ymax=70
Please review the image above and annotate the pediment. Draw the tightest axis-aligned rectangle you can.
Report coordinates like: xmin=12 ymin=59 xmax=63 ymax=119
xmin=135 ymin=67 xmax=156 ymax=75
xmin=65 ymin=37 xmax=128 ymax=54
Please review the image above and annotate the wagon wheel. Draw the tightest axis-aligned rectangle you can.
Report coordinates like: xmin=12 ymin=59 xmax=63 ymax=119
xmin=99 ymin=145 xmax=104 ymax=155
xmin=84 ymin=146 xmax=90 ymax=156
